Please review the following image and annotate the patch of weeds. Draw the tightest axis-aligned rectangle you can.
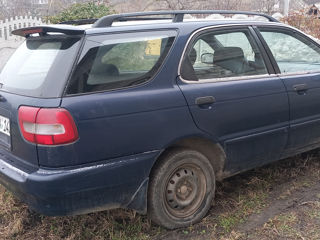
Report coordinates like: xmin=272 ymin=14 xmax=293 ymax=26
xmin=182 ymin=230 xmax=189 ymax=235
xmin=217 ymin=190 xmax=268 ymax=233
xmin=218 ymin=214 xmax=238 ymax=232
xmin=301 ymin=180 xmax=312 ymax=188
xmin=277 ymin=213 xmax=297 ymax=232
xmin=260 ymin=212 xmax=302 ymax=239
xmin=220 ymin=230 xmax=245 ymax=240
xmin=305 ymin=201 xmax=320 ymax=220
xmin=308 ymin=210 xmax=320 ymax=220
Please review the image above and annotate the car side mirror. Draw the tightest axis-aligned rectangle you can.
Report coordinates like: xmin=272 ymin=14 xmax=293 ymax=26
xmin=201 ymin=53 xmax=214 ymax=64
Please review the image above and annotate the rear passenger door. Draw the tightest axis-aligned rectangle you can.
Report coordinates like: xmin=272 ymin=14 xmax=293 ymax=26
xmin=257 ymin=27 xmax=320 ymax=153
xmin=51 ymin=30 xmax=190 ymax=167
xmin=178 ymin=26 xmax=289 ymax=173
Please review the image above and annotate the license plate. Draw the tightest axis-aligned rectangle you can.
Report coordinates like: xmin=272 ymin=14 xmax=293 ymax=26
xmin=0 ymin=115 xmax=10 ymax=136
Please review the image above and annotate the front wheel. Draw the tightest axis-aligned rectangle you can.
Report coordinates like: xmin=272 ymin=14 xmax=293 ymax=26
xmin=148 ymin=148 xmax=215 ymax=229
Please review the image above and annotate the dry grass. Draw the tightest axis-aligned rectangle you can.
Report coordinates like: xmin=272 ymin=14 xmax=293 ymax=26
xmin=282 ymin=9 xmax=320 ymax=39
xmin=1 ymin=150 xmax=320 ymax=240
xmin=246 ymin=200 xmax=320 ymax=240
xmin=0 ymin=187 xmax=158 ymax=240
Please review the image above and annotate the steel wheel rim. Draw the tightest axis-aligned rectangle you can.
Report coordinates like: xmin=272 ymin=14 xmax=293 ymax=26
xmin=164 ymin=163 xmax=207 ymax=218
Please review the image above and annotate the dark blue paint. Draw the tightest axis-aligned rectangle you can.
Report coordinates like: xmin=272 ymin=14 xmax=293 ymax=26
xmin=178 ymin=76 xmax=289 ymax=172
xmin=0 ymin=150 xmax=159 ymax=215
xmin=0 ymin=20 xmax=319 ymax=216
xmin=280 ymin=73 xmax=320 ymax=150
xmin=0 ymin=92 xmax=61 ymax=166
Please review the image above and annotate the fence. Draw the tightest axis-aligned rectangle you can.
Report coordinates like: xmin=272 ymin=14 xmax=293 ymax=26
xmin=0 ymin=16 xmax=44 ymax=41
xmin=0 ymin=16 xmax=44 ymax=71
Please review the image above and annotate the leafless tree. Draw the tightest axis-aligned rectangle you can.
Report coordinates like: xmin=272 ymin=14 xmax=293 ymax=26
xmin=0 ymin=0 xmax=33 ymax=19
xmin=248 ymin=0 xmax=278 ymax=14
xmin=113 ymin=0 xmax=155 ymax=12
xmin=0 ymin=0 xmax=287 ymax=20
xmin=0 ymin=0 xmax=111 ymax=19
xmin=114 ymin=0 xmax=246 ymax=13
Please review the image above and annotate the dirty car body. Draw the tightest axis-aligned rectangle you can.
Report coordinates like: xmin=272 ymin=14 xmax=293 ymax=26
xmin=1 ymin=11 xmax=320 ymax=227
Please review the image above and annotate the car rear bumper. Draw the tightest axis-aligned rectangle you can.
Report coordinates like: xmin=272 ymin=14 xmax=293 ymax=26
xmin=0 ymin=150 xmax=160 ymax=216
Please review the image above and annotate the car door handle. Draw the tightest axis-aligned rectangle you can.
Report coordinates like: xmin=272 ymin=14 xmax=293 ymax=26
xmin=195 ymin=96 xmax=216 ymax=105
xmin=293 ymin=84 xmax=308 ymax=94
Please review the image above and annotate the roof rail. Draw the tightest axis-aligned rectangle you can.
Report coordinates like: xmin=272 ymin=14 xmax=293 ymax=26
xmin=92 ymin=10 xmax=278 ymax=28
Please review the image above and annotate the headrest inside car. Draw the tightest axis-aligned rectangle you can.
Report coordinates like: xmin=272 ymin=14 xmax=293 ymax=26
xmin=213 ymin=47 xmax=247 ymax=74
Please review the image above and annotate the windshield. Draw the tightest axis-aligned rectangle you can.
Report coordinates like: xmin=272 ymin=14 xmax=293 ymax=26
xmin=0 ymin=36 xmax=81 ymax=98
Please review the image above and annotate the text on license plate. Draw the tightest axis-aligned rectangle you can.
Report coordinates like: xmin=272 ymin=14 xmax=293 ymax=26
xmin=0 ymin=115 xmax=10 ymax=136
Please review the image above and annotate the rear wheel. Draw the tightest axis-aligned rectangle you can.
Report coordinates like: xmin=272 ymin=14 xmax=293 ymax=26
xmin=148 ymin=148 xmax=215 ymax=229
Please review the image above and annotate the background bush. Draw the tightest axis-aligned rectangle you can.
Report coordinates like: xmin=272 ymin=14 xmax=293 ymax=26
xmin=282 ymin=9 xmax=320 ymax=40
xmin=48 ymin=2 xmax=114 ymax=24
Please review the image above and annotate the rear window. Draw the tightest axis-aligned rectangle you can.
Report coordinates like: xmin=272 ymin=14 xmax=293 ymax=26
xmin=0 ymin=36 xmax=81 ymax=98
xmin=66 ymin=30 xmax=176 ymax=94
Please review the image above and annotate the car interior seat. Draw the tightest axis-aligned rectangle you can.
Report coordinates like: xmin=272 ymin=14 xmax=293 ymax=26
xmin=213 ymin=47 xmax=253 ymax=75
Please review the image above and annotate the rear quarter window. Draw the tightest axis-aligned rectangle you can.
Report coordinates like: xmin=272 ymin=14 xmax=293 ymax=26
xmin=66 ymin=30 xmax=176 ymax=95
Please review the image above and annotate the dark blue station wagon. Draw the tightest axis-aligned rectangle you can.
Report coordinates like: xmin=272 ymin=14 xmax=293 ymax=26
xmin=1 ymin=10 xmax=320 ymax=229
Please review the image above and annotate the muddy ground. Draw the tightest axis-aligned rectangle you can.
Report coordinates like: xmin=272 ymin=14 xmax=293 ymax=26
xmin=1 ymin=150 xmax=320 ymax=240
xmin=156 ymin=151 xmax=320 ymax=240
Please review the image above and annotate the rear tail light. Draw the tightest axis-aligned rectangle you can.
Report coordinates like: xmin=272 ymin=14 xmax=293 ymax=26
xmin=18 ymin=106 xmax=78 ymax=145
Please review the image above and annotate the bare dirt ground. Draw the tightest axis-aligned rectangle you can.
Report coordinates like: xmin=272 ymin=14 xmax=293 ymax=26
xmin=1 ymin=150 xmax=320 ymax=240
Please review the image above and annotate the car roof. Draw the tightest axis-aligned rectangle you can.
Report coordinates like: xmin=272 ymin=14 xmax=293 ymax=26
xmin=12 ymin=11 xmax=292 ymax=38
xmin=83 ymin=10 xmax=285 ymax=35
xmin=84 ymin=20 xmax=287 ymax=36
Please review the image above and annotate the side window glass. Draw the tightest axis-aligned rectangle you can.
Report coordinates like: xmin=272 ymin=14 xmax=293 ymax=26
xmin=181 ymin=29 xmax=268 ymax=81
xmin=192 ymin=40 xmax=214 ymax=68
xmin=67 ymin=31 xmax=176 ymax=94
xmin=260 ymin=30 xmax=320 ymax=74
xmin=215 ymin=32 xmax=255 ymax=61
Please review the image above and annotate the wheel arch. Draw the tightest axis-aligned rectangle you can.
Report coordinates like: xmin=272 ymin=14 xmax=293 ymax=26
xmin=150 ymin=136 xmax=226 ymax=181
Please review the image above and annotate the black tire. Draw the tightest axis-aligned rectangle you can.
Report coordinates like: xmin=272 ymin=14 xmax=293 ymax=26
xmin=148 ymin=148 xmax=215 ymax=229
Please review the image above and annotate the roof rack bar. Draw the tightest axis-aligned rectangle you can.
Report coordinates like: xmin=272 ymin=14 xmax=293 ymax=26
xmin=173 ymin=13 xmax=184 ymax=23
xmin=113 ymin=17 xmax=173 ymax=22
xmin=92 ymin=10 xmax=278 ymax=28
xmin=58 ymin=17 xmax=173 ymax=26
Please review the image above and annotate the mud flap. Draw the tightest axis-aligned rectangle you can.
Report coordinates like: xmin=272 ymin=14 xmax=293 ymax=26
xmin=126 ymin=178 xmax=149 ymax=214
